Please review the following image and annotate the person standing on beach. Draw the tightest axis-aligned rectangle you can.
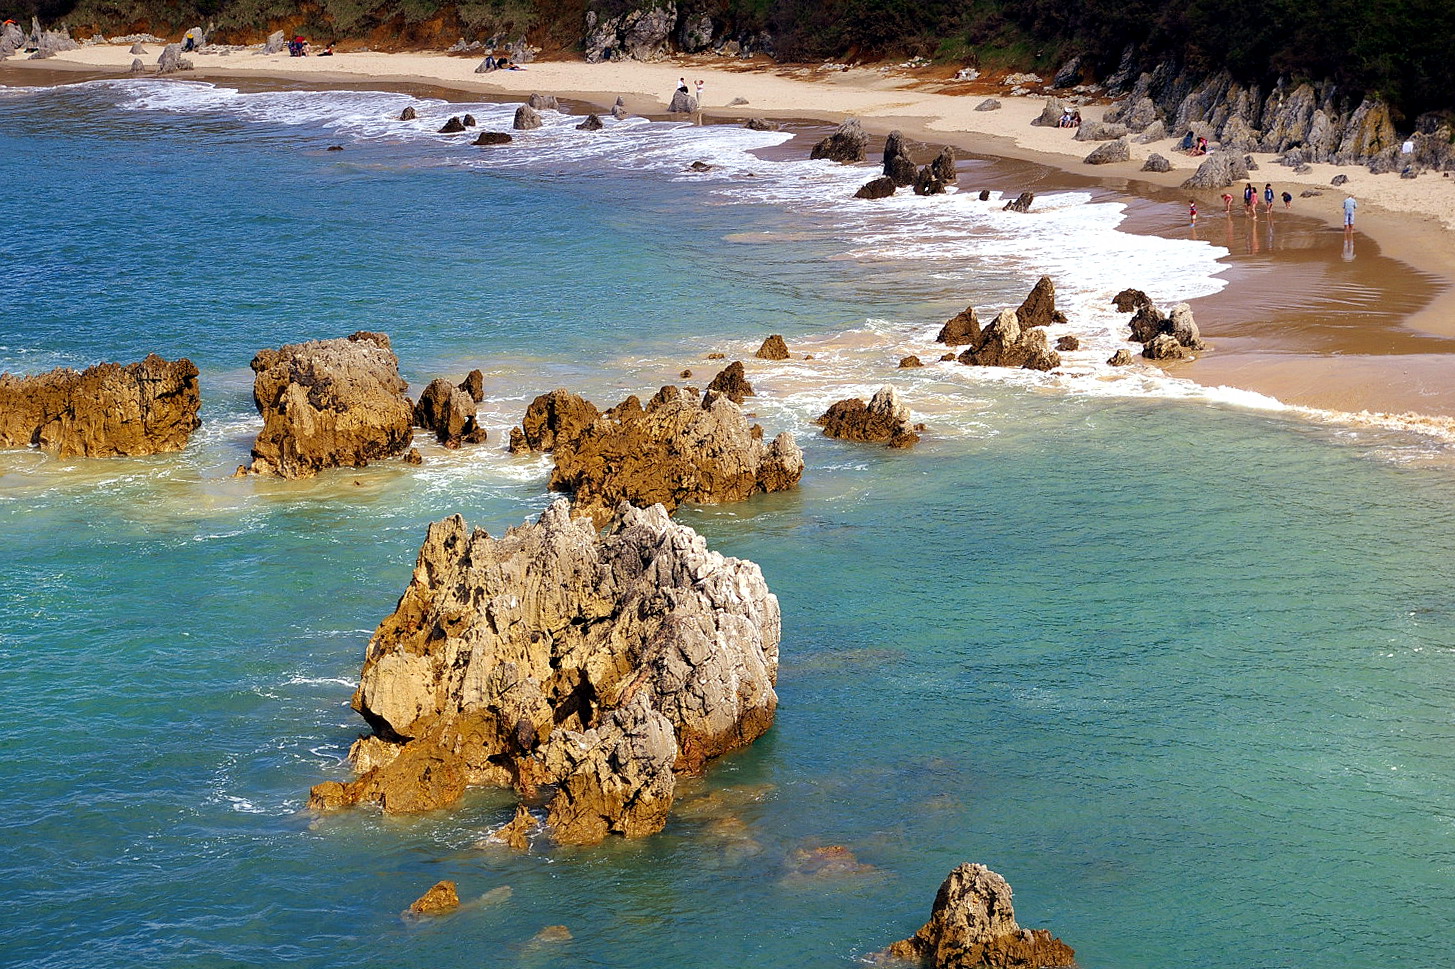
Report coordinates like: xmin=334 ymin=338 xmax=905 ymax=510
xmin=1282 ymin=191 xmax=1293 ymax=209
xmin=1243 ymin=183 xmax=1257 ymax=218
xmin=1189 ymin=200 xmax=1197 ymax=225
xmin=1343 ymin=194 xmax=1357 ymax=235
xmin=1222 ymin=192 xmax=1234 ymax=213
xmin=694 ymin=79 xmax=704 ymax=105
xmin=1263 ymin=183 xmax=1274 ymax=212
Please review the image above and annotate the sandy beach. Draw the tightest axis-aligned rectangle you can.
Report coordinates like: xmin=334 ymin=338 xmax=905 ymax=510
xmin=8 ymin=45 xmax=1455 ymax=419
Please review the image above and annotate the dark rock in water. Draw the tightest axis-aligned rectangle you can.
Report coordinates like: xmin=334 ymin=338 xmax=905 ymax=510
xmin=978 ymin=189 xmax=991 ymax=201
xmin=899 ymin=355 xmax=923 ymax=368
xmin=157 ymin=43 xmax=193 ymax=74
xmin=1113 ymin=288 xmax=1153 ymax=313
xmin=1016 ymin=276 xmax=1063 ymax=328
xmin=882 ymin=863 xmax=1075 ymax=969
xmin=461 ymin=369 xmax=485 ymax=403
xmin=462 ymin=114 xmax=476 ymax=127
xmin=930 ymin=147 xmax=956 ymax=184
xmin=1141 ymin=153 xmax=1172 ymax=173
xmin=958 ymin=310 xmax=1060 ymax=371
xmin=1003 ymin=191 xmax=1035 ymax=212
xmin=669 ymin=90 xmax=698 ymax=113
xmin=755 ymin=335 xmax=790 ymax=360
xmin=1331 ymin=173 xmax=1349 ymax=186
xmin=1056 ymin=335 xmax=1080 ymax=351
xmin=816 ymin=386 xmax=920 ymax=449
xmin=577 ymin=114 xmax=604 ymax=131
xmin=513 ymin=105 xmax=542 ymax=130
xmin=510 ymin=388 xmax=601 ymax=454
xmin=936 ymin=306 xmax=980 ymax=346
xmin=0 ymin=354 xmax=201 ymax=457
xmin=612 ymin=103 xmax=628 ymax=120
xmin=326 ymin=145 xmax=344 ymax=151
xmin=745 ymin=118 xmax=779 ymax=131
xmin=1127 ymin=304 xmax=1167 ymax=343
xmin=1084 ymin=138 xmax=1130 ymax=165
xmin=527 ymin=93 xmax=558 ymax=110
xmin=399 ymin=106 xmax=417 ymax=121
xmin=1168 ymin=303 xmax=1206 ymax=349
xmin=912 ymin=166 xmax=946 ymax=195
xmin=706 ymin=361 xmax=755 ymax=404
xmin=439 ymin=116 xmax=467 ymax=133
xmin=1108 ymin=349 xmax=1134 ymax=366
xmin=474 ymin=131 xmax=513 ymax=145
xmin=810 ymin=119 xmax=867 ymax=163
xmin=1181 ymin=150 xmax=1249 ymax=188
xmin=1143 ymin=333 xmax=1191 ymax=360
xmin=939 ymin=352 xmax=956 ymax=362
xmin=855 ymin=176 xmax=896 ymax=200
xmin=883 ymin=130 xmax=917 ymax=186
xmin=404 ymin=447 xmax=423 ymax=465
xmin=415 ymin=377 xmax=486 ymax=448
xmin=974 ymin=98 xmax=1002 ymax=111
xmin=688 ymin=160 xmax=713 ymax=171
xmin=242 ymin=331 xmax=413 ymax=478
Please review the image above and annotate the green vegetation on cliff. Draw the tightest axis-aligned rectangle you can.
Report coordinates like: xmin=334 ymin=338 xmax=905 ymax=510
xmin=8 ymin=0 xmax=1453 ymax=119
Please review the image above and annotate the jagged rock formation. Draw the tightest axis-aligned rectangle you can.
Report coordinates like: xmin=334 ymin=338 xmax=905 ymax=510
xmin=0 ymin=354 xmax=200 ymax=457
xmin=439 ymin=116 xmax=466 ymax=133
xmin=414 ymin=376 xmax=486 ymax=448
xmin=399 ymin=106 xmax=417 ymax=121
xmin=523 ymin=386 xmax=804 ymax=525
xmin=1003 ymin=191 xmax=1035 ymax=212
xmin=1113 ymin=288 xmax=1153 ymax=313
xmin=1084 ymin=138 xmax=1130 ymax=164
xmin=0 ymin=20 xmax=24 ymax=57
xmin=1120 ymin=295 xmax=1207 ymax=360
xmin=745 ymin=118 xmax=779 ymax=131
xmin=883 ymin=130 xmax=917 ymax=186
xmin=913 ymin=166 xmax=947 ymax=195
xmin=408 ymin=881 xmax=460 ymax=916
xmin=816 ymin=386 xmax=920 ymax=448
xmin=513 ymin=105 xmax=542 ymax=130
xmin=156 ymin=43 xmax=192 ymax=73
xmin=669 ymin=90 xmax=699 ymax=113
xmin=810 ymin=119 xmax=868 ymax=163
xmin=883 ymin=864 xmax=1075 ymax=968
xmin=583 ymin=6 xmax=675 ymax=62
xmin=128 ymin=57 xmax=144 ymax=73
xmin=756 ymin=335 xmax=790 ymax=360
xmin=1108 ymin=348 xmax=1134 ymax=366
xmin=1031 ymin=97 xmax=1065 ymax=126
xmin=957 ymin=310 xmax=1060 ymax=371
xmin=936 ymin=306 xmax=980 ymax=346
xmin=1055 ymin=335 xmax=1080 ymax=351
xmin=975 ymin=98 xmax=1001 ymax=111
xmin=527 ymin=93 xmax=558 ymax=110
xmin=856 ymin=176 xmax=897 ymax=200
xmin=577 ymin=114 xmax=604 ymax=131
xmin=1141 ymin=152 xmax=1172 ymax=172
xmin=25 ymin=27 xmax=77 ymax=59
xmin=310 ymin=499 xmax=781 ymax=846
xmin=705 ymin=361 xmax=754 ymax=404
xmin=1182 ymin=150 xmax=1249 ymax=188
xmin=508 ymin=388 xmax=601 ymax=453
xmin=460 ymin=369 xmax=484 ymax=403
xmin=1015 ymin=276 xmax=1066 ymax=328
xmin=242 ymin=331 xmax=413 ymax=478
xmin=474 ymin=132 xmax=513 ymax=145
xmin=899 ymin=355 xmax=923 ymax=368
xmin=486 ymin=804 xmax=538 ymax=850
xmin=1073 ymin=121 xmax=1127 ymax=141
xmin=929 ymin=148 xmax=956 ymax=184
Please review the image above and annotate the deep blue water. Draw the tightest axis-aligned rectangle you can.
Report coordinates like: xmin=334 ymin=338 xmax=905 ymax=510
xmin=2 ymin=79 xmax=1453 ymax=969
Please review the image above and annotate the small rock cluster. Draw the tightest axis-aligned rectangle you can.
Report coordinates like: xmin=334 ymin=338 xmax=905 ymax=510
xmin=1115 ymin=288 xmax=1208 ymax=360
xmin=934 ymin=276 xmax=1066 ymax=372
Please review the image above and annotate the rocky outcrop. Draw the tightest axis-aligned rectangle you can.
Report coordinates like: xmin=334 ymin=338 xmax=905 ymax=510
xmin=856 ymin=176 xmax=896 ymax=200
xmin=1031 ymin=98 xmax=1065 ymax=127
xmin=1084 ymin=138 xmax=1130 ymax=164
xmin=974 ymin=98 xmax=1001 ymax=112
xmin=1015 ymin=276 xmax=1065 ymax=329
xmin=883 ymin=864 xmax=1075 ymax=968
xmin=0 ymin=20 xmax=24 ymax=56
xmin=460 ymin=369 xmax=484 ymax=403
xmin=1113 ymin=288 xmax=1153 ymax=313
xmin=1108 ymin=348 xmax=1134 ymax=366
xmin=243 ymin=332 xmax=413 ymax=478
xmin=1055 ymin=335 xmax=1080 ymax=351
xmin=1119 ymin=295 xmax=1206 ymax=360
xmin=669 ymin=90 xmax=698 ymax=113
xmin=156 ymin=43 xmax=192 ymax=74
xmin=929 ymin=148 xmax=956 ymax=185
xmin=26 ymin=28 xmax=78 ymax=59
xmin=816 ymin=386 xmax=919 ymax=448
xmin=883 ymin=130 xmax=917 ymax=186
xmin=414 ymin=377 xmax=486 ymax=448
xmin=513 ymin=105 xmax=542 ymax=130
xmin=399 ymin=106 xmax=417 ymax=121
xmin=508 ymin=388 xmax=601 ymax=453
xmin=912 ymin=166 xmax=947 ymax=196
xmin=311 ymin=499 xmax=781 ymax=843
xmin=539 ymin=386 xmax=803 ymax=525
xmin=577 ymin=114 xmax=604 ymax=131
xmin=583 ymin=6 xmax=678 ymax=63
xmin=1181 ymin=150 xmax=1249 ymax=188
xmin=0 ymin=354 xmax=201 ymax=457
xmin=1141 ymin=152 xmax=1172 ymax=172
xmin=755 ymin=335 xmax=790 ymax=360
xmin=745 ymin=118 xmax=779 ymax=131
xmin=706 ymin=361 xmax=754 ymax=404
xmin=438 ymin=116 xmax=466 ymax=133
xmin=957 ymin=310 xmax=1060 ymax=371
xmin=408 ymin=881 xmax=460 ymax=916
xmin=935 ymin=306 xmax=980 ymax=346
xmin=474 ymin=131 xmax=513 ymax=145
xmin=527 ymin=93 xmax=558 ymax=110
xmin=899 ymin=355 xmax=923 ymax=368
xmin=810 ymin=119 xmax=868 ymax=163
xmin=1073 ymin=121 xmax=1127 ymax=141
xmin=1003 ymin=191 xmax=1035 ymax=213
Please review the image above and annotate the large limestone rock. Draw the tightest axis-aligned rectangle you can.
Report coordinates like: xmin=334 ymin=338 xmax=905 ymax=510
xmin=513 ymin=105 xmax=542 ymax=130
xmin=243 ymin=331 xmax=414 ymax=478
xmin=156 ymin=43 xmax=192 ymax=74
xmin=0 ymin=354 xmax=201 ymax=457
xmin=408 ymin=881 xmax=460 ymax=916
xmin=929 ymin=148 xmax=956 ymax=185
xmin=542 ymin=386 xmax=804 ymax=526
xmin=810 ymin=119 xmax=868 ymax=163
xmin=816 ymin=386 xmax=919 ymax=449
xmin=1015 ymin=276 xmax=1065 ymax=329
xmin=508 ymin=388 xmax=601 ymax=453
xmin=957 ymin=310 xmax=1060 ymax=372
xmin=1181 ymin=150 xmax=1250 ymax=189
xmin=883 ymin=130 xmax=917 ymax=187
xmin=414 ymin=377 xmax=485 ymax=448
xmin=884 ymin=864 xmax=1075 ymax=968
xmin=935 ymin=306 xmax=980 ymax=346
xmin=706 ymin=361 xmax=755 ymax=404
xmin=1073 ymin=121 xmax=1127 ymax=141
xmin=1031 ymin=97 xmax=1065 ymax=127
xmin=755 ymin=335 xmax=790 ymax=360
xmin=668 ymin=90 xmax=698 ymax=113
xmin=1083 ymin=138 xmax=1130 ymax=164
xmin=313 ymin=499 xmax=780 ymax=837
xmin=1121 ymin=295 xmax=1206 ymax=357
xmin=583 ymin=6 xmax=677 ymax=63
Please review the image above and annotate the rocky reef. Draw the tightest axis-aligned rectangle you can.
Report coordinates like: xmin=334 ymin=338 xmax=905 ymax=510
xmin=509 ymin=385 xmax=803 ymax=526
xmin=942 ymin=277 xmax=1066 ymax=372
xmin=810 ymin=119 xmax=868 ymax=163
xmin=1115 ymin=289 xmax=1207 ymax=360
xmin=414 ymin=371 xmax=486 ymax=448
xmin=242 ymin=331 xmax=414 ymax=477
xmin=817 ymin=386 xmax=920 ymax=448
xmin=881 ymin=863 xmax=1075 ymax=968
xmin=309 ymin=499 xmax=781 ymax=845
xmin=0 ymin=354 xmax=200 ymax=457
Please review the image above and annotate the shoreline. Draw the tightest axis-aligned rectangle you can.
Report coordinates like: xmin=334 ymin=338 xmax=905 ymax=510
xmin=8 ymin=49 xmax=1455 ymax=421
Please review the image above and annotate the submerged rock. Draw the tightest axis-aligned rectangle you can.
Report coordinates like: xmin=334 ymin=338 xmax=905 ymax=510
xmin=312 ymin=499 xmax=781 ymax=839
xmin=474 ymin=131 xmax=513 ymax=145
xmin=399 ymin=106 xmax=417 ymax=121
xmin=810 ymin=118 xmax=868 ymax=163
xmin=439 ymin=116 xmax=466 ymax=133
xmin=408 ymin=880 xmax=460 ymax=916
xmin=816 ymin=386 xmax=920 ymax=448
xmin=243 ymin=331 xmax=413 ymax=478
xmin=883 ymin=863 xmax=1075 ymax=968
xmin=0 ymin=354 xmax=201 ymax=457
xmin=856 ymin=176 xmax=897 ymax=200
xmin=1003 ymin=191 xmax=1035 ymax=212
xmin=577 ymin=114 xmax=604 ymax=131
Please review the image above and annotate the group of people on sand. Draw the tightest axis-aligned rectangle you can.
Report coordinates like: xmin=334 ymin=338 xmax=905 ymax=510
xmin=1179 ymin=130 xmax=1209 ymax=155
xmin=1190 ymin=183 xmax=1293 ymax=225
xmin=1056 ymin=108 xmax=1082 ymax=128
xmin=286 ymin=37 xmax=333 ymax=56
xmin=480 ymin=53 xmax=524 ymax=71
xmin=676 ymin=77 xmax=706 ymax=102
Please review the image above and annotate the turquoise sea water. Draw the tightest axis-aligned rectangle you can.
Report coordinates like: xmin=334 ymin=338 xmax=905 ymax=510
xmin=2 ymin=79 xmax=1453 ymax=968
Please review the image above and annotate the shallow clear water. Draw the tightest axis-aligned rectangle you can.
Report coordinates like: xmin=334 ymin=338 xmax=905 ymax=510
xmin=2 ymin=80 xmax=1454 ymax=969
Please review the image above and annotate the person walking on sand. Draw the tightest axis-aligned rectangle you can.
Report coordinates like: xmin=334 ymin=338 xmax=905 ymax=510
xmin=1343 ymin=194 xmax=1357 ymax=235
xmin=1243 ymin=182 xmax=1257 ymax=218
xmin=1263 ymin=183 xmax=1274 ymax=212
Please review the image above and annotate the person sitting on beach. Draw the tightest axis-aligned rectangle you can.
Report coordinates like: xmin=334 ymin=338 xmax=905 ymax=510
xmin=1058 ymin=110 xmax=1072 ymax=128
xmin=288 ymin=36 xmax=308 ymax=56
xmin=1071 ymin=108 xmax=1082 ymax=127
xmin=482 ymin=54 xmax=497 ymax=70
xmin=677 ymin=77 xmax=689 ymax=95
xmin=1180 ymin=130 xmax=1195 ymax=152
xmin=1193 ymin=136 xmax=1208 ymax=155
xmin=319 ymin=43 xmax=334 ymax=56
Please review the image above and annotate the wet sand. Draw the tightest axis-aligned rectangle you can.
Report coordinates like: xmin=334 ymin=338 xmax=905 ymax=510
xmin=7 ymin=55 xmax=1455 ymax=418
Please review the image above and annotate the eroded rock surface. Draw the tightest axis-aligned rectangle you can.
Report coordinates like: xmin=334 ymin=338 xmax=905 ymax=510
xmin=0 ymin=354 xmax=201 ymax=457
xmin=810 ymin=118 xmax=868 ymax=163
xmin=408 ymin=881 xmax=460 ymax=916
xmin=884 ymin=864 xmax=1075 ymax=968
xmin=311 ymin=500 xmax=781 ymax=843
xmin=817 ymin=386 xmax=920 ymax=448
xmin=244 ymin=331 xmax=413 ymax=478
xmin=507 ymin=388 xmax=600 ymax=453
xmin=706 ymin=361 xmax=755 ymax=404
xmin=414 ymin=376 xmax=486 ymax=448
xmin=936 ymin=306 xmax=981 ymax=346
xmin=755 ymin=335 xmax=790 ymax=360
xmin=957 ymin=310 xmax=1060 ymax=371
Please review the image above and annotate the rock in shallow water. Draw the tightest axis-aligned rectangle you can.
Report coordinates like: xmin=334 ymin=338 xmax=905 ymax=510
xmin=817 ymin=386 xmax=920 ymax=448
